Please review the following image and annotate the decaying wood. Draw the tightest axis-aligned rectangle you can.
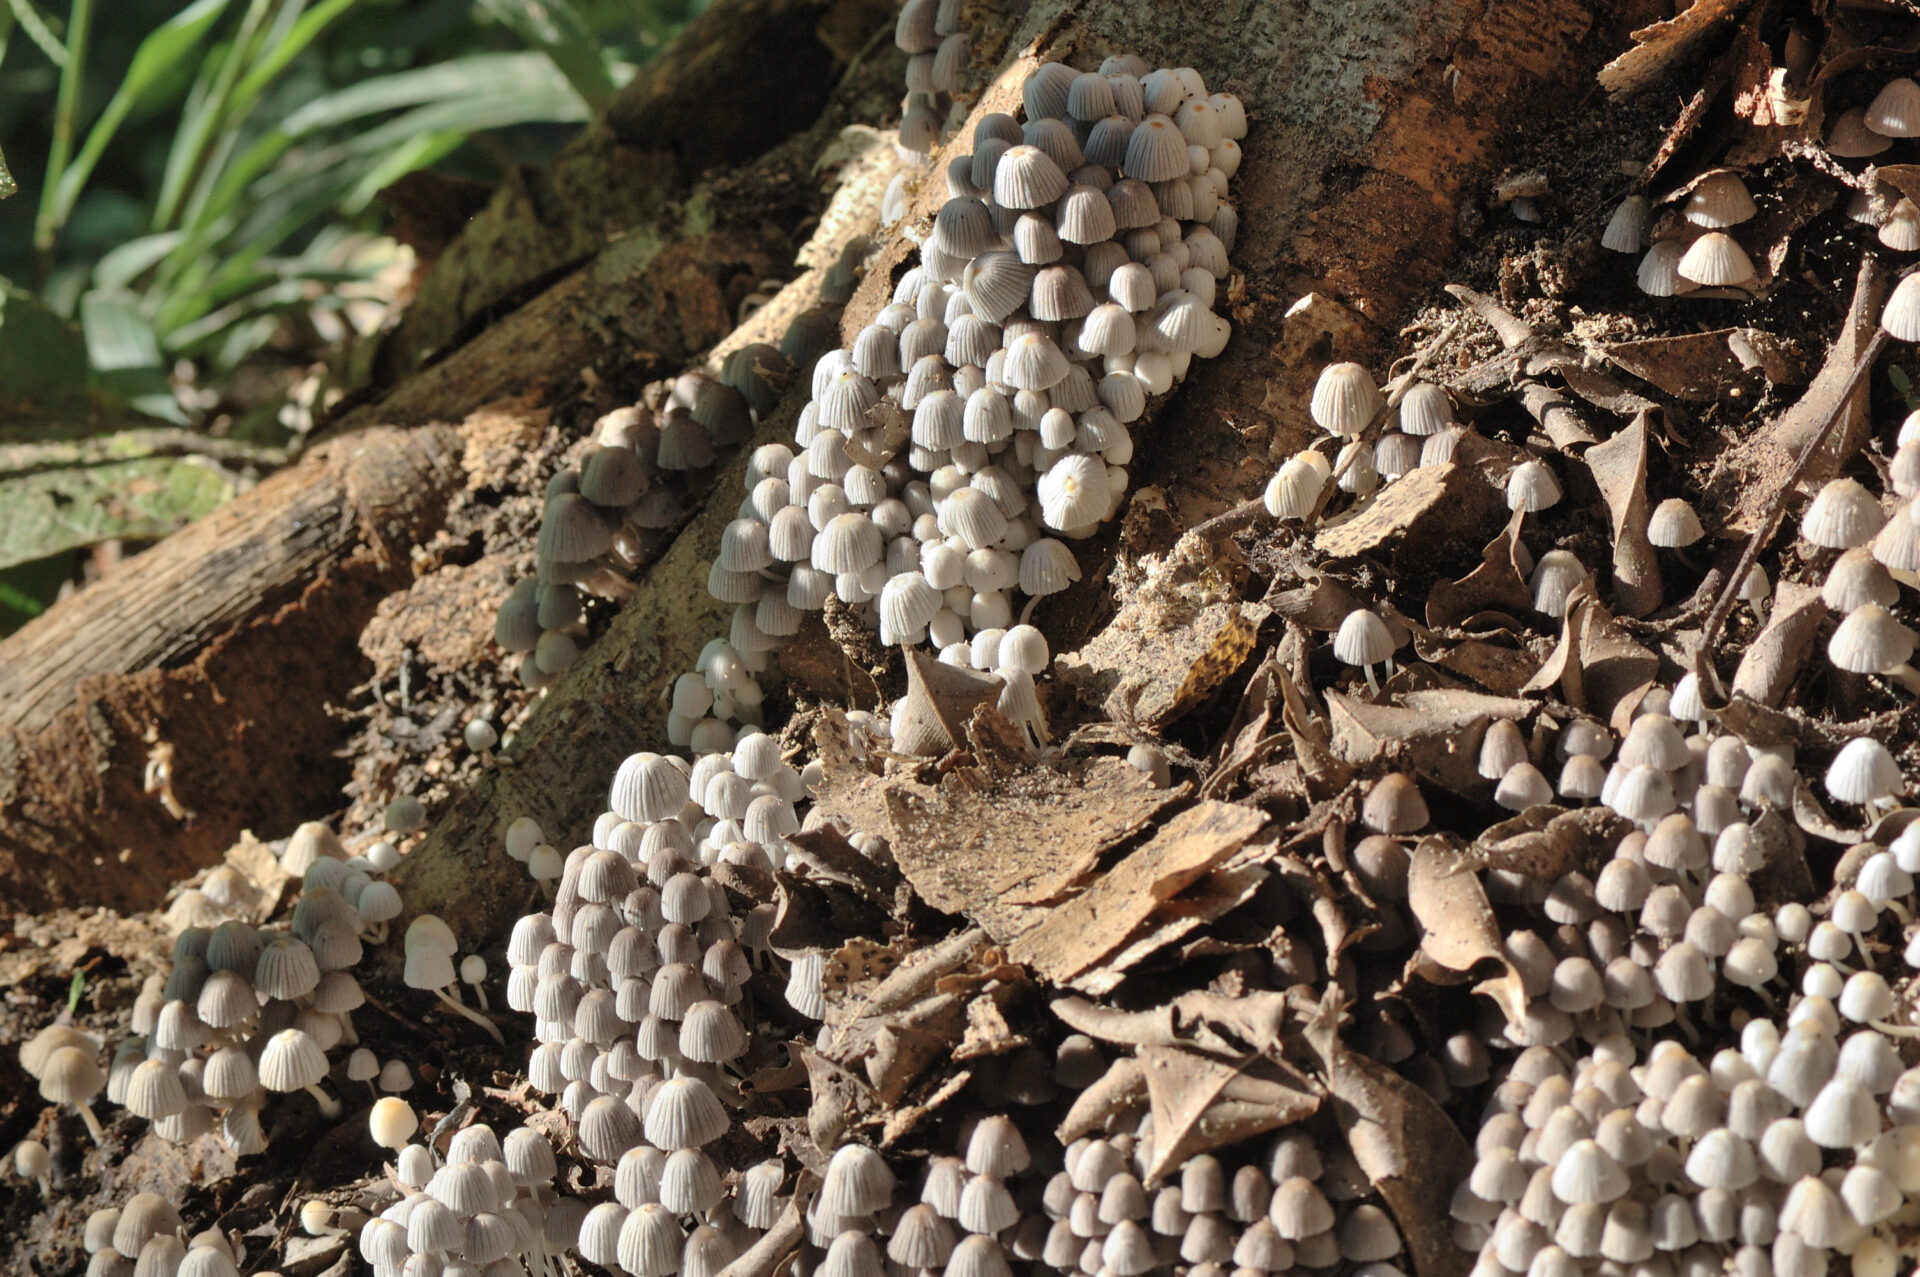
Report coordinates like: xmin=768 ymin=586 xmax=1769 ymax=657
xmin=0 ymin=425 xmax=461 ymax=914
xmin=0 ymin=0 xmax=1610 ymax=954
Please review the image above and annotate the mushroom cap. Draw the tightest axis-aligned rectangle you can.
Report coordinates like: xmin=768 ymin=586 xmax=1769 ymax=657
xmin=1647 ymin=498 xmax=1705 ymax=547
xmin=1332 ymin=609 xmax=1395 ymax=667
xmin=1362 ymin=773 xmax=1429 ymax=835
xmin=1867 ymin=76 xmax=1920 ymax=138
xmin=1676 ymin=232 xmax=1756 ymax=287
xmin=258 ymin=1028 xmax=328 ymax=1092
xmin=1681 ymin=172 xmax=1757 ymax=228
xmin=1828 ymin=603 xmax=1915 ymax=673
xmin=1802 ymin=478 xmax=1886 ymax=549
xmin=38 ymin=1045 xmax=105 ymax=1105
xmin=1309 ymin=363 xmax=1383 ymax=437
xmin=1827 ymin=737 xmax=1903 ymax=805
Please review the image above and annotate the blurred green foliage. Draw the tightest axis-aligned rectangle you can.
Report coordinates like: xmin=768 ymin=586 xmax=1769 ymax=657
xmin=0 ymin=0 xmax=701 ymax=632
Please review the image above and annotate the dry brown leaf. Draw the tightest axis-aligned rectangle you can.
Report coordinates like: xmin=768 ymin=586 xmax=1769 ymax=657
xmin=1072 ymin=864 xmax=1269 ymax=995
xmin=1584 ymin=413 xmax=1664 ymax=619
xmin=1051 ymin=989 xmax=1294 ymax=1057
xmin=1323 ymin=688 xmax=1530 ymax=798
xmin=1007 ymin=801 xmax=1270 ymax=984
xmin=1731 ymin=580 xmax=1823 ymax=707
xmin=884 ymin=726 xmax=1179 ymax=943
xmin=1058 ymin=1055 xmax=1151 ymax=1143
xmin=1137 ymin=1045 xmax=1321 ymax=1183
xmin=1426 ymin=507 xmax=1533 ymax=628
xmin=1745 ymin=806 xmax=1817 ymax=910
xmin=1519 ymin=585 xmax=1660 ymax=721
xmin=1406 ymin=833 xmax=1528 ymax=1023
xmin=1313 ymin=463 xmax=1505 ymax=560
xmin=1598 ymin=329 xmax=1761 ymax=401
xmin=1477 ymin=805 xmax=1630 ymax=883
xmin=1303 ymin=989 xmax=1477 ymax=1277
xmin=902 ymin=645 xmax=1005 ymax=755
xmin=1424 ymin=638 xmax=1543 ymax=696
xmin=1598 ymin=0 xmax=1751 ymax=95
xmin=1710 ymin=255 xmax=1882 ymax=538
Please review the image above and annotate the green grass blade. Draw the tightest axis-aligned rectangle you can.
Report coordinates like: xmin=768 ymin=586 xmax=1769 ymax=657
xmin=5 ymin=0 xmax=66 ymax=66
xmin=151 ymin=0 xmax=273 ymax=231
xmin=47 ymin=0 xmax=232 ymax=241
xmin=225 ymin=0 xmax=359 ymax=106
xmin=473 ymin=0 xmax=613 ymax=110
xmin=33 ymin=0 xmax=93 ymax=259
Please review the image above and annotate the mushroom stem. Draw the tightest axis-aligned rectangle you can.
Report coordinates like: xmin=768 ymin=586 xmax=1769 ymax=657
xmin=303 ymin=1082 xmax=344 ymax=1120
xmin=1850 ymin=930 xmax=1876 ymax=971
xmin=1364 ymin=664 xmax=1380 ymax=695
xmin=360 ymin=921 xmax=388 ymax=946
xmin=33 ymin=1173 xmax=48 ymax=1199
xmin=1890 ymin=900 xmax=1914 ymax=927
xmin=468 ymin=980 xmax=490 ymax=1013
xmin=1019 ymin=595 xmax=1040 ymax=626
xmin=74 ymin=1101 xmax=105 ymax=1144
xmin=365 ymin=1080 xmax=379 ymax=1103
xmin=338 ymin=1010 xmax=358 ymax=1046
xmin=1872 ymin=1017 xmax=1920 ymax=1040
xmin=432 ymin=986 xmax=505 ymax=1044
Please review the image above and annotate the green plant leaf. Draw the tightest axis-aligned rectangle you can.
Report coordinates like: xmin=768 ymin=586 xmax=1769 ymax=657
xmin=0 ymin=447 xmax=239 ymax=570
xmin=0 ymin=276 xmax=95 ymax=426
xmin=5 ymin=0 xmax=66 ymax=66
xmin=67 ymin=970 xmax=84 ymax=1013
xmin=0 ymin=142 xmax=16 ymax=200
xmin=474 ymin=0 xmax=614 ymax=110
xmin=46 ymin=0 xmax=232 ymax=239
xmin=79 ymin=290 xmax=161 ymax=371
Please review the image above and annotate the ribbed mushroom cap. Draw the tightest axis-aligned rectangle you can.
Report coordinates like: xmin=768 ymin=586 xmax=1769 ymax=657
xmin=1676 ymin=232 xmax=1756 ymax=286
xmin=1827 ymin=737 xmax=1903 ymax=804
xmin=258 ymin=1028 xmax=327 ymax=1092
xmin=890 ymin=1203 xmax=957 ymax=1266
xmin=1267 ymin=1177 xmax=1334 ymax=1239
xmin=1831 ymin=107 xmax=1895 ymax=156
xmin=1780 ymin=1175 xmax=1848 ymax=1247
xmin=1362 ymin=772 xmax=1428 ymax=834
xmin=959 ymin=1174 xmax=1020 ymax=1233
xmin=821 ymin=1143 xmax=897 ymax=1217
xmin=1309 ymin=363 xmax=1383 ymax=436
xmin=948 ymin=1234 xmax=1013 ymax=1277
xmin=1550 ymin=1140 xmax=1630 ymax=1204
xmin=1507 ymin=460 xmax=1563 ymax=512
xmin=1124 ymin=115 xmax=1190 ymax=182
xmin=1479 ymin=718 xmax=1529 ymax=780
xmin=1868 ymin=76 xmax=1920 ymax=137
xmin=1638 ymin=241 xmax=1694 ymax=297
xmin=126 ymin=1058 xmax=188 ymax=1120
xmin=115 ymin=1194 xmax=183 ymax=1260
xmin=1828 ymin=604 xmax=1915 ymax=673
xmin=1887 ymin=269 xmax=1920 ymax=343
xmin=1802 ymin=477 xmax=1886 ymax=548
xmin=1682 ymin=172 xmax=1757 ymax=227
xmin=648 ymin=1067 xmax=729 ymax=1152
xmin=1333 ymin=609 xmax=1395 ymax=666
xmin=965 ymin=1114 xmax=1031 ymax=1177
xmin=1495 ymin=763 xmax=1554 ymax=812
xmin=1602 ymin=196 xmax=1651 ymax=252
xmin=1648 ymin=498 xmax=1705 ymax=547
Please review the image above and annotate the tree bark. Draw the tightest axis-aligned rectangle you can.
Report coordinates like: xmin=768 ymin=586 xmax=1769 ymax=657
xmin=0 ymin=0 xmax=1624 ymax=934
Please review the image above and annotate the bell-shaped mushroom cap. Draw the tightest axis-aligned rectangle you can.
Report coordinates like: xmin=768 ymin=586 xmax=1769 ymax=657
xmin=281 ymin=821 xmax=347 ymax=878
xmin=115 ymin=1194 xmax=184 ymax=1260
xmin=1676 ymin=232 xmax=1756 ymax=287
xmin=644 ymin=1075 xmax=729 ymax=1150
xmin=1506 ymin=459 xmax=1563 ymax=512
xmin=403 ymin=945 xmax=456 ymax=992
xmin=1309 ymin=363 xmax=1383 ymax=437
xmin=1268 ymin=1177 xmax=1334 ymax=1239
xmin=1827 ymin=737 xmax=1903 ymax=805
xmin=821 ymin=1143 xmax=897 ymax=1217
xmin=258 ymin=1028 xmax=327 ymax=1093
xmin=1648 ymin=498 xmax=1705 ymax=547
xmin=1037 ymin=454 xmax=1110 ymax=531
xmin=948 ymin=1234 xmax=1013 ymax=1277
xmin=125 ymin=1057 xmax=188 ymax=1120
xmin=679 ymin=1001 xmax=748 ymax=1063
xmin=38 ymin=1045 xmax=105 ymax=1104
xmin=1601 ymin=195 xmax=1651 ymax=253
xmin=1123 ymin=114 xmax=1190 ymax=182
xmin=1495 ymin=763 xmax=1554 ymax=812
xmin=1333 ymin=609 xmax=1395 ymax=667
xmin=1362 ymin=773 xmax=1429 ymax=835
xmin=1550 ymin=1140 xmax=1630 ymax=1205
xmin=610 ymin=752 xmax=692 ymax=824
xmin=1867 ymin=76 xmax=1920 ymax=137
xmin=966 ymin=1114 xmax=1031 ymax=1177
xmin=1829 ymin=603 xmax=1915 ymax=674
xmin=20 ymin=1024 xmax=100 ymax=1079
xmin=1638 ymin=240 xmax=1694 ymax=297
xmin=1802 ymin=478 xmax=1886 ymax=549
xmin=1831 ymin=107 xmax=1895 ymax=157
xmin=889 ymin=1203 xmax=957 ymax=1267
xmin=1682 ymin=172 xmax=1757 ymax=227
xmin=1887 ymin=271 xmax=1920 ymax=342
xmin=1826 ymin=547 xmax=1900 ymax=612
xmin=1478 ymin=718 xmax=1529 ymax=780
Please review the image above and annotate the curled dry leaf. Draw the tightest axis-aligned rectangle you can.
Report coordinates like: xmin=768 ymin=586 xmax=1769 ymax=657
xmin=1323 ymin=688 xmax=1531 ymax=798
xmin=1406 ymin=833 xmax=1529 ymax=1024
xmin=1730 ymin=580 xmax=1822 ymax=707
xmin=1051 ymin=988 xmax=1294 ymax=1056
xmin=1006 ymin=800 xmax=1270 ymax=986
xmin=1135 ymin=1044 xmax=1321 ymax=1183
xmin=1426 ymin=506 xmax=1533 ymax=629
xmin=717 ymin=1172 xmax=817 ymax=1277
xmin=1583 ymin=412 xmax=1663 ymax=619
xmin=1058 ymin=1055 xmax=1151 ymax=1143
xmin=1743 ymin=806 xmax=1817 ymax=910
xmin=1598 ymin=329 xmax=1763 ymax=402
xmin=1303 ymin=987 xmax=1476 ymax=1277
xmin=1518 ymin=582 xmax=1659 ymax=721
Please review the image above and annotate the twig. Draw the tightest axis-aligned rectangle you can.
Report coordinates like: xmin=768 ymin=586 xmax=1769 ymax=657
xmin=1694 ymin=326 xmax=1890 ymax=701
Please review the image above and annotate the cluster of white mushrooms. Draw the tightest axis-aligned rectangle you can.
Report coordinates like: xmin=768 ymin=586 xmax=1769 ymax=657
xmin=1598 ymin=74 xmax=1920 ymax=296
xmin=76 ymin=1194 xmax=242 ymax=1277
